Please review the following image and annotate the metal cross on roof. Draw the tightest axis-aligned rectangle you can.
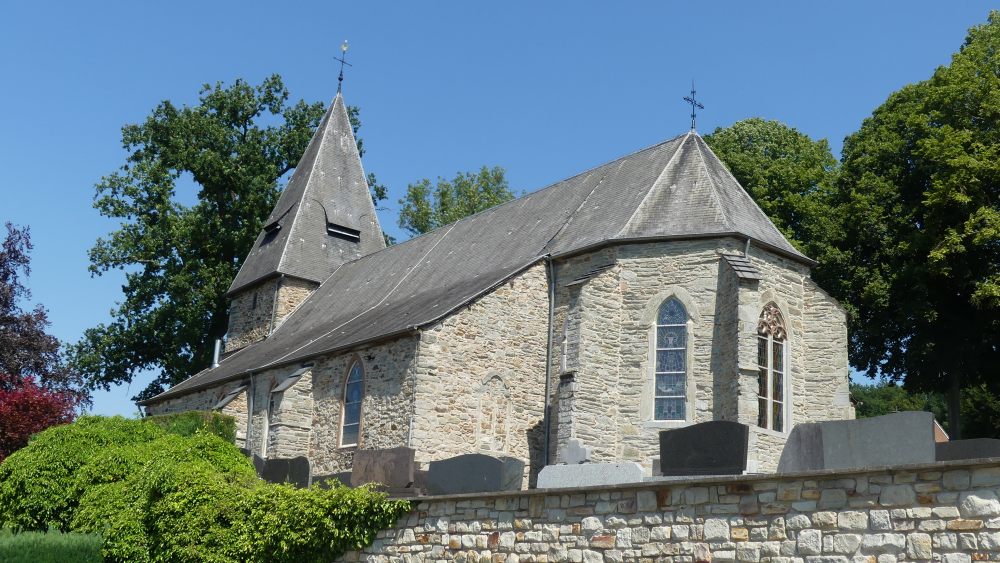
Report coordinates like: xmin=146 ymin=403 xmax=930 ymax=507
xmin=335 ymin=40 xmax=352 ymax=93
xmin=683 ymin=81 xmax=704 ymax=132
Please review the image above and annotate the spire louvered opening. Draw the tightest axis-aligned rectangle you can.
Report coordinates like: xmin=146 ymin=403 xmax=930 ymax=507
xmin=327 ymin=222 xmax=361 ymax=243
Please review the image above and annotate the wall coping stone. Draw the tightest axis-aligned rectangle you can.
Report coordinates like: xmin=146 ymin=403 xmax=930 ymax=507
xmin=395 ymin=456 xmax=1000 ymax=501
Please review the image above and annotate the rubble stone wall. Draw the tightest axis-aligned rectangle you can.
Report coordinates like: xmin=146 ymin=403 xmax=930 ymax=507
xmin=550 ymin=238 xmax=851 ymax=474
xmin=225 ymin=277 xmax=279 ymax=353
xmin=410 ymin=263 xmax=550 ymax=485
xmin=342 ymin=459 xmax=1000 ymax=563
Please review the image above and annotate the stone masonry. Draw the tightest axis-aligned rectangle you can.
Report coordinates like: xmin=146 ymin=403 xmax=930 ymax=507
xmin=342 ymin=459 xmax=1000 ymax=563
xmin=224 ymin=275 xmax=318 ymax=353
xmin=549 ymin=238 xmax=852 ymax=474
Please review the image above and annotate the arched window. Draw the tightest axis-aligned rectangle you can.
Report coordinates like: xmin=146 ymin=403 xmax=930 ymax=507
xmin=655 ymin=297 xmax=687 ymax=420
xmin=757 ymin=302 xmax=787 ymax=432
xmin=340 ymin=360 xmax=364 ymax=447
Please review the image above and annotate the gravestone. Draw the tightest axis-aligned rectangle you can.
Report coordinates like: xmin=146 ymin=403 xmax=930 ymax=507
xmin=537 ymin=462 xmax=644 ymax=489
xmin=259 ymin=456 xmax=311 ymax=488
xmin=777 ymin=411 xmax=937 ymax=473
xmin=251 ymin=453 xmax=266 ymax=477
xmin=426 ymin=453 xmax=524 ymax=495
xmin=659 ymin=420 xmax=749 ymax=476
xmin=936 ymin=439 xmax=1000 ymax=462
xmin=558 ymin=438 xmax=592 ymax=464
xmin=350 ymin=447 xmax=416 ymax=489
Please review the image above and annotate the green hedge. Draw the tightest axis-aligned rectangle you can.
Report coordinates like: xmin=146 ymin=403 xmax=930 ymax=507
xmin=145 ymin=410 xmax=237 ymax=442
xmin=0 ymin=528 xmax=101 ymax=563
xmin=0 ymin=416 xmax=411 ymax=562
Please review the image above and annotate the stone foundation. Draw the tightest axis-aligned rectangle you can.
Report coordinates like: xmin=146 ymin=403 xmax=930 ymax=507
xmin=341 ymin=458 xmax=1000 ymax=563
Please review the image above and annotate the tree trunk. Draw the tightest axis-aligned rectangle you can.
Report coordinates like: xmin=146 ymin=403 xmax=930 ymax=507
xmin=947 ymin=371 xmax=962 ymax=440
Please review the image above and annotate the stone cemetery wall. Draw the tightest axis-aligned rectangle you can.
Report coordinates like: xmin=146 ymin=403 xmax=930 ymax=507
xmin=340 ymin=458 xmax=1000 ymax=563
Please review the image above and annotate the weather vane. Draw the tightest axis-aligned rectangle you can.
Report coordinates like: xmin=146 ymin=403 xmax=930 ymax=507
xmin=335 ymin=40 xmax=351 ymax=93
xmin=683 ymin=81 xmax=704 ymax=131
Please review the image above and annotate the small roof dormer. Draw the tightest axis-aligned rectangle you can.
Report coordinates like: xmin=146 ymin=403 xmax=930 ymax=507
xmin=228 ymin=93 xmax=385 ymax=296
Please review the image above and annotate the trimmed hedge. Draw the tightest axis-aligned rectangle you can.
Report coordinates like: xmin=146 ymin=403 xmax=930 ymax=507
xmin=0 ymin=416 xmax=411 ymax=562
xmin=145 ymin=410 xmax=237 ymax=443
xmin=0 ymin=528 xmax=101 ymax=563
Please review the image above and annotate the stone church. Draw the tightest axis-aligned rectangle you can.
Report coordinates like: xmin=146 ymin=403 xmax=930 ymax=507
xmin=141 ymin=90 xmax=854 ymax=482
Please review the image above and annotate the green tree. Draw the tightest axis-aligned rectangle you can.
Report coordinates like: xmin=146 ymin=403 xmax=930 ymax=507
xmin=850 ymin=381 xmax=946 ymax=421
xmin=834 ymin=12 xmax=1000 ymax=436
xmin=704 ymin=118 xmax=840 ymax=260
xmin=67 ymin=75 xmax=386 ymax=401
xmin=398 ymin=166 xmax=514 ymax=236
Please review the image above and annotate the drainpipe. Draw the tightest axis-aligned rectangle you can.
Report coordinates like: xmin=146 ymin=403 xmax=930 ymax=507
xmin=542 ymin=257 xmax=556 ymax=467
xmin=211 ymin=339 xmax=222 ymax=368
xmin=744 ymin=236 xmax=752 ymax=257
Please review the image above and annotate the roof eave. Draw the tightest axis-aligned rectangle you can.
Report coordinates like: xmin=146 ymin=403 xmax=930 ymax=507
xmin=551 ymin=233 xmax=817 ymax=267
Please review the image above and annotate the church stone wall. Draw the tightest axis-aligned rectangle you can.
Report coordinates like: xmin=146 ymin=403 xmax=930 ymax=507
xmin=737 ymin=246 xmax=853 ymax=472
xmin=551 ymin=240 xmax=745 ymax=471
xmin=225 ymin=276 xmax=318 ymax=354
xmin=225 ymin=277 xmax=279 ymax=353
xmin=307 ymin=337 xmax=419 ymax=475
xmin=551 ymin=238 xmax=851 ymax=474
xmin=410 ymin=263 xmax=550 ymax=485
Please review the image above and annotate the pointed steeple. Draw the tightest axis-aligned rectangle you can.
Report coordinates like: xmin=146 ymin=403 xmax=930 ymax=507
xmin=228 ymin=93 xmax=385 ymax=296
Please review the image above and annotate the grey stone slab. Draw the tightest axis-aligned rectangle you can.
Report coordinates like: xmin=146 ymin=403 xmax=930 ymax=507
xmin=426 ymin=454 xmax=524 ymax=495
xmin=251 ymin=453 xmax=265 ymax=477
xmin=777 ymin=411 xmax=937 ymax=473
xmin=659 ymin=420 xmax=749 ymax=476
xmin=537 ymin=462 xmax=645 ymax=489
xmin=351 ymin=447 xmax=416 ymax=489
xmin=559 ymin=438 xmax=592 ymax=464
xmin=937 ymin=439 xmax=1000 ymax=462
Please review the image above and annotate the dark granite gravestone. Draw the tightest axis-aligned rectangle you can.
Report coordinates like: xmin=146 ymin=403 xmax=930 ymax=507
xmin=936 ymin=439 xmax=1000 ymax=462
xmin=350 ymin=447 xmax=416 ymax=489
xmin=777 ymin=411 xmax=937 ymax=473
xmin=658 ymin=420 xmax=749 ymax=476
xmin=426 ymin=454 xmax=524 ymax=495
xmin=259 ymin=456 xmax=311 ymax=488
xmin=252 ymin=453 xmax=266 ymax=477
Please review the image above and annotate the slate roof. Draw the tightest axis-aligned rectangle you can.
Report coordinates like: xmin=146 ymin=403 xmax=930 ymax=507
xmin=144 ymin=131 xmax=809 ymax=404
xmin=227 ymin=93 xmax=385 ymax=296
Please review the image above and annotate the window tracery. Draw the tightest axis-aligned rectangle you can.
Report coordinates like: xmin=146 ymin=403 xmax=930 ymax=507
xmin=757 ymin=302 xmax=787 ymax=432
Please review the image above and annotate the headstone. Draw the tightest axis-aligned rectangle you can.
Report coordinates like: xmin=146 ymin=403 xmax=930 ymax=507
xmin=659 ymin=420 xmax=749 ymax=476
xmin=777 ymin=411 xmax=937 ymax=473
xmin=426 ymin=453 xmax=524 ymax=495
xmin=259 ymin=456 xmax=311 ymax=488
xmin=936 ymin=439 xmax=1000 ymax=462
xmin=251 ymin=453 xmax=266 ymax=477
xmin=350 ymin=447 xmax=416 ymax=489
xmin=537 ymin=462 xmax=644 ymax=489
xmin=558 ymin=438 xmax=592 ymax=464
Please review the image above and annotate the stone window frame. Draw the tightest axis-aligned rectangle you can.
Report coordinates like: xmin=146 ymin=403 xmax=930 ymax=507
xmin=756 ymin=301 xmax=790 ymax=434
xmin=639 ymin=287 xmax=699 ymax=429
xmin=653 ymin=297 xmax=689 ymax=421
xmin=339 ymin=355 xmax=364 ymax=449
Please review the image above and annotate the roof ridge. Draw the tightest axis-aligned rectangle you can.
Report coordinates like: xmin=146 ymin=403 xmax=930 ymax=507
xmin=615 ymin=132 xmax=692 ymax=238
xmin=691 ymin=133 xmax=736 ymax=233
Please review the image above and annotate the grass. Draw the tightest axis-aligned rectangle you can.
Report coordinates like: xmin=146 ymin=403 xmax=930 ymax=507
xmin=0 ymin=527 xmax=102 ymax=562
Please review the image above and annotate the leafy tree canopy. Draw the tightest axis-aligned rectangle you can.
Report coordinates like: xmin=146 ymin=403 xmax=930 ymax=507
xmin=0 ymin=223 xmax=82 ymax=460
xmin=67 ymin=76 xmax=385 ymax=401
xmin=704 ymin=118 xmax=839 ymax=260
xmin=833 ymin=11 xmax=1000 ymax=419
xmin=398 ymin=166 xmax=515 ymax=236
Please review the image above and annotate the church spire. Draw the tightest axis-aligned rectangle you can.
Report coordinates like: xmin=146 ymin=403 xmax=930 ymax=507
xmin=228 ymin=92 xmax=385 ymax=297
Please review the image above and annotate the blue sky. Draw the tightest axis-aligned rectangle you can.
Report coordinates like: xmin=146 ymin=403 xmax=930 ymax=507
xmin=1 ymin=1 xmax=992 ymax=416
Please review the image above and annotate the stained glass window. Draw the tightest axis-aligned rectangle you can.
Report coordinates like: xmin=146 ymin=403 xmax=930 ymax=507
xmin=654 ymin=297 xmax=687 ymax=420
xmin=756 ymin=302 xmax=787 ymax=432
xmin=341 ymin=360 xmax=364 ymax=446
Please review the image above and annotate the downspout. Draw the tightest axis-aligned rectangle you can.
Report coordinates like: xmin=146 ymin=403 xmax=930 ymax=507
xmin=268 ymin=274 xmax=285 ymax=335
xmin=744 ymin=236 xmax=752 ymax=256
xmin=542 ymin=257 xmax=556 ymax=467
xmin=247 ymin=372 xmax=255 ymax=452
